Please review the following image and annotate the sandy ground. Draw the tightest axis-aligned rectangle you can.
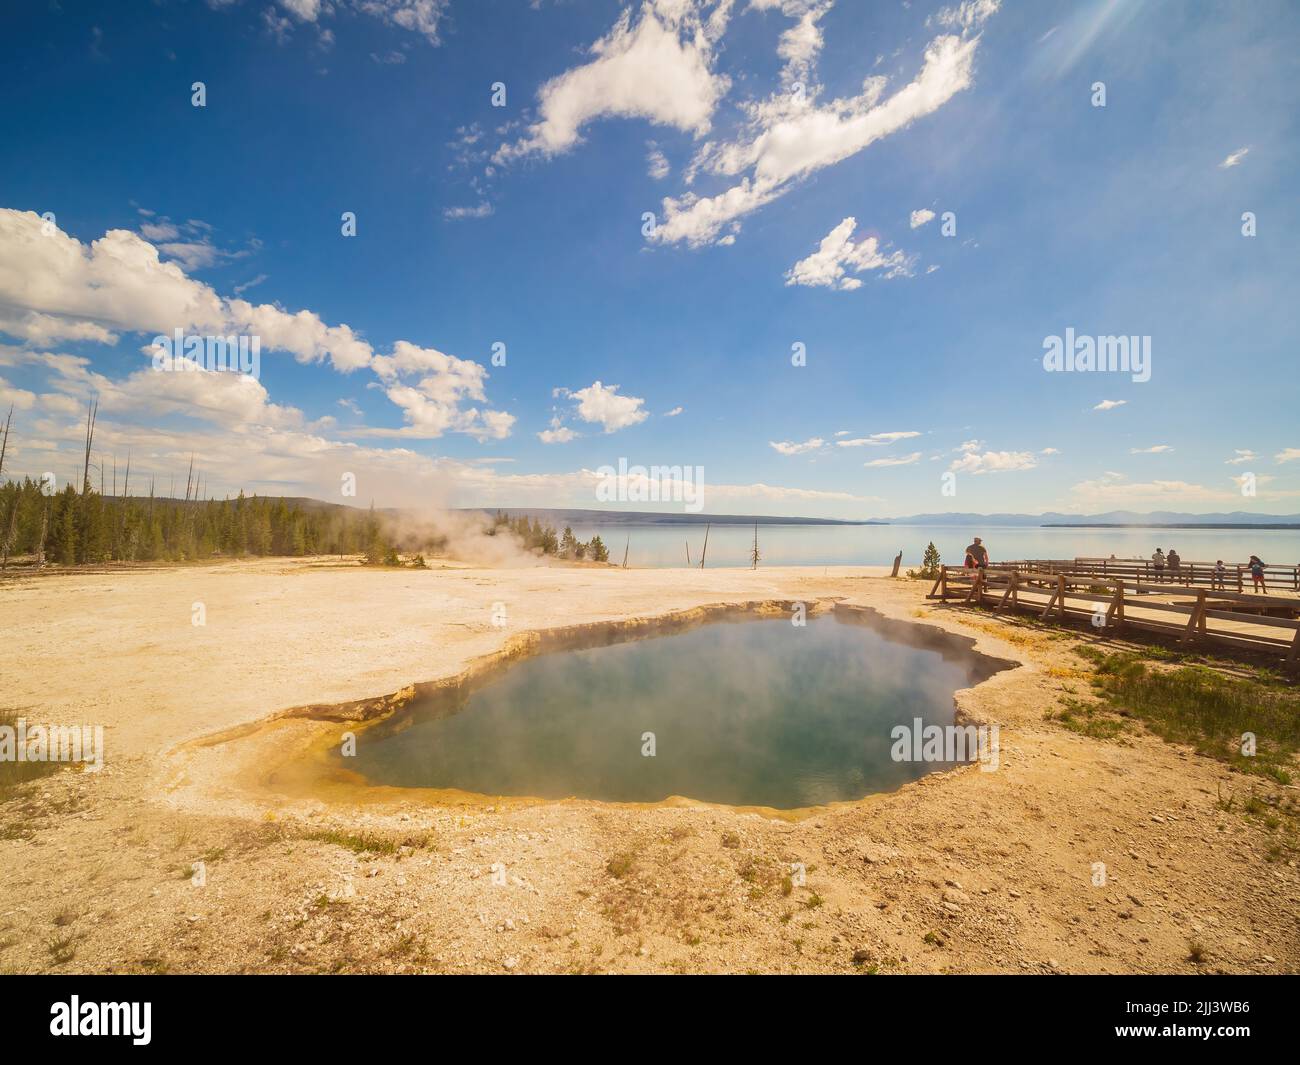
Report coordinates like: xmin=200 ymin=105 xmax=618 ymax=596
xmin=1 ymin=557 xmax=1296 ymax=974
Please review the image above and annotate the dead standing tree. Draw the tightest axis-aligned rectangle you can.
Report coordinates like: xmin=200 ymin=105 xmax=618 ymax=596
xmin=0 ymin=406 xmax=14 ymax=569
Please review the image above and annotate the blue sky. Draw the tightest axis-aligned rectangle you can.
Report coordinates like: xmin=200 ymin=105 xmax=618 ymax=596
xmin=0 ymin=0 xmax=1297 ymax=517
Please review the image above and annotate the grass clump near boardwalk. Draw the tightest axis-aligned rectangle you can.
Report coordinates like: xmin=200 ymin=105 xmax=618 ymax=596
xmin=302 ymin=827 xmax=435 ymax=856
xmin=1075 ymin=648 xmax=1299 ymax=782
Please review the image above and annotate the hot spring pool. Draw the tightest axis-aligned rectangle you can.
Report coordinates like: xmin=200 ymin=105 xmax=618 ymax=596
xmin=341 ymin=613 xmax=1002 ymax=809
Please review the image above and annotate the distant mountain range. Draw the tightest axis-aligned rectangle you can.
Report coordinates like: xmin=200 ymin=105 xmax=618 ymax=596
xmin=460 ymin=508 xmax=878 ymax=526
xmin=874 ymin=511 xmax=1300 ymax=527
xmin=459 ymin=507 xmax=1300 ymax=528
xmin=136 ymin=500 xmax=1300 ymax=529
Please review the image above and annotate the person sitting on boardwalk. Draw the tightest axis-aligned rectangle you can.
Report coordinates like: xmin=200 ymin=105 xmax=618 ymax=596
xmin=1248 ymin=555 xmax=1267 ymax=594
xmin=1151 ymin=547 xmax=1166 ymax=582
xmin=1167 ymin=548 xmax=1181 ymax=583
xmin=965 ymin=537 xmax=989 ymax=569
xmin=1213 ymin=559 xmax=1227 ymax=590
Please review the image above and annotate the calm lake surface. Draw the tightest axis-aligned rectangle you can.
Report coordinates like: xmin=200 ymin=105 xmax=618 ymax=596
xmin=563 ymin=523 xmax=1300 ymax=570
xmin=346 ymin=616 xmax=992 ymax=809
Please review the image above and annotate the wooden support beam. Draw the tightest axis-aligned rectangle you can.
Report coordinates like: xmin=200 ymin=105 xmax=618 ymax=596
xmin=928 ymin=566 xmax=945 ymax=600
xmin=1041 ymin=576 xmax=1061 ymax=620
xmin=995 ymin=572 xmax=1017 ymax=613
xmin=1181 ymin=590 xmax=1207 ymax=643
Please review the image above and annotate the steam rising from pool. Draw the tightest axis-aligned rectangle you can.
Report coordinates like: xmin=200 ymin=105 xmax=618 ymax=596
xmin=342 ymin=614 xmax=997 ymax=809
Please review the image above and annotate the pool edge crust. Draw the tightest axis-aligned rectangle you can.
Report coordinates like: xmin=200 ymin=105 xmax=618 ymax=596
xmin=166 ymin=597 xmax=1022 ymax=821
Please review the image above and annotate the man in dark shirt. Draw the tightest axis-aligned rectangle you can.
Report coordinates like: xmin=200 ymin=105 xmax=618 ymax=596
xmin=965 ymin=537 xmax=989 ymax=568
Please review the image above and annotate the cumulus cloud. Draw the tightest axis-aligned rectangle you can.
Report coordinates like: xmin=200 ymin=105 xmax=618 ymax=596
xmin=1093 ymin=399 xmax=1126 ymax=411
xmin=909 ymin=208 xmax=936 ymax=228
xmin=0 ymin=209 xmax=512 ymax=441
xmin=1275 ymin=448 xmax=1300 ymax=464
xmin=646 ymin=142 xmax=671 ymax=179
xmin=557 ymin=380 xmax=650 ymax=433
xmin=950 ymin=449 xmax=1037 ymax=474
xmin=494 ymin=1 xmax=732 ymax=164
xmin=1225 ymin=449 xmax=1256 ymax=465
xmin=785 ymin=217 xmax=911 ymax=289
xmin=538 ymin=425 xmax=578 ymax=444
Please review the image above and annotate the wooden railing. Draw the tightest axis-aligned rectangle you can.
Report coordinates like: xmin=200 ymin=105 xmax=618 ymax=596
xmin=997 ymin=557 xmax=1299 ymax=593
xmin=926 ymin=565 xmax=1300 ymax=670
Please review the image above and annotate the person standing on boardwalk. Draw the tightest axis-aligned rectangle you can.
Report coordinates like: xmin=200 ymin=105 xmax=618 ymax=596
xmin=1151 ymin=547 xmax=1166 ymax=582
xmin=1213 ymin=559 xmax=1227 ymax=590
xmin=1167 ymin=548 xmax=1181 ymax=584
xmin=965 ymin=537 xmax=989 ymax=569
xmin=1248 ymin=555 xmax=1267 ymax=594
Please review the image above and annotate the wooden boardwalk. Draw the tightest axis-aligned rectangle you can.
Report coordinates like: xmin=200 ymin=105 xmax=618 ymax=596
xmin=927 ymin=561 xmax=1300 ymax=670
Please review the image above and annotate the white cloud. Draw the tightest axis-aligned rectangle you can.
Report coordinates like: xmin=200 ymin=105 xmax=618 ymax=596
xmin=0 ymin=375 xmax=36 ymax=410
xmin=864 ymin=451 xmax=921 ymax=467
xmin=769 ymin=437 xmax=825 ymax=455
xmin=1275 ymin=448 xmax=1300 ymax=464
xmin=928 ymin=0 xmax=1000 ymax=31
xmin=646 ymin=143 xmax=671 ymax=180
xmin=663 ymin=405 xmax=683 ymax=416
xmin=1068 ymin=473 xmax=1239 ymax=508
xmin=909 ymin=208 xmax=936 ymax=228
xmin=538 ymin=425 xmax=578 ymax=444
xmin=836 ymin=430 xmax=920 ymax=447
xmin=1130 ymin=444 xmax=1174 ymax=454
xmin=1219 ymin=146 xmax=1249 ymax=169
xmin=565 ymin=380 xmax=649 ymax=433
xmin=0 ymin=210 xmax=512 ymax=441
xmin=785 ymin=217 xmax=911 ymax=289
xmin=1093 ymin=399 xmax=1126 ymax=411
xmin=653 ymin=26 xmax=989 ymax=246
xmin=1040 ymin=447 xmax=1060 ymax=455
xmin=950 ymin=449 xmax=1037 ymax=474
xmin=355 ymin=1 xmax=449 ymax=45
xmin=443 ymin=202 xmax=494 ymax=220
xmin=1225 ymin=449 xmax=1256 ymax=465
xmin=495 ymin=1 xmax=731 ymax=164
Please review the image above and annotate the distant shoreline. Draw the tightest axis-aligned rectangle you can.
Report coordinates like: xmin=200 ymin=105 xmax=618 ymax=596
xmin=1042 ymin=523 xmax=1300 ymax=530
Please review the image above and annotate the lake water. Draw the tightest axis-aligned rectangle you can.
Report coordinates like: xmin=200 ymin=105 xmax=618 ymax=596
xmin=345 ymin=615 xmax=998 ymax=809
xmin=563 ymin=523 xmax=1300 ymax=570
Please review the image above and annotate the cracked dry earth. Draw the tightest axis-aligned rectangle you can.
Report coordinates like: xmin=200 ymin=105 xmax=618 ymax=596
xmin=1 ymin=557 xmax=1296 ymax=974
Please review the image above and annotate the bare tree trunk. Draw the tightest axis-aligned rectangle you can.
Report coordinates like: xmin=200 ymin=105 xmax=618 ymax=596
xmin=1 ymin=491 xmax=17 ymax=571
xmin=36 ymin=502 xmax=49 ymax=569
xmin=0 ymin=404 xmax=12 ymax=481
xmin=80 ymin=399 xmax=98 ymax=496
xmin=699 ymin=523 xmax=710 ymax=569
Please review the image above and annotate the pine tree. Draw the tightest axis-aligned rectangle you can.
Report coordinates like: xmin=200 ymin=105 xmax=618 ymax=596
xmin=913 ymin=541 xmax=942 ymax=580
xmin=588 ymin=535 xmax=609 ymax=563
xmin=559 ymin=525 xmax=577 ymax=558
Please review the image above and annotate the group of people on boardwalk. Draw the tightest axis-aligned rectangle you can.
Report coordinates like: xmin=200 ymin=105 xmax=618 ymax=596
xmin=1151 ymin=547 xmax=1269 ymax=593
xmin=955 ymin=537 xmax=1271 ymax=595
